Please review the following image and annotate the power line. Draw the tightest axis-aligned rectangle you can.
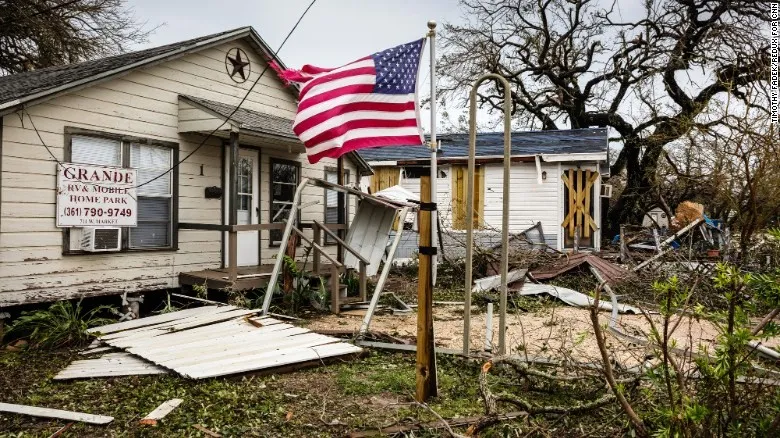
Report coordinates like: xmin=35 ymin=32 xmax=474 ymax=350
xmin=26 ymin=0 xmax=317 ymax=193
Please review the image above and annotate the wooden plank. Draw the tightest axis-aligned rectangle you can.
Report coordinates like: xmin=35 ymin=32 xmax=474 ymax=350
xmin=0 ymin=402 xmax=114 ymax=425
xmin=139 ymin=399 xmax=183 ymax=425
xmin=584 ymin=169 xmax=592 ymax=238
xmin=568 ymin=169 xmax=575 ymax=237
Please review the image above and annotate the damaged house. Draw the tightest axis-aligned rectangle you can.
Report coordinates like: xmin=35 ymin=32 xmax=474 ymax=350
xmin=358 ymin=128 xmax=611 ymax=255
xmin=0 ymin=27 xmax=375 ymax=308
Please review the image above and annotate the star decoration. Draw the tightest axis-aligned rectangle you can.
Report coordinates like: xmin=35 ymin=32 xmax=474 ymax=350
xmin=226 ymin=48 xmax=251 ymax=83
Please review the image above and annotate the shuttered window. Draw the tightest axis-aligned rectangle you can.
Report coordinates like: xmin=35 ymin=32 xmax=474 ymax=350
xmin=451 ymin=164 xmax=484 ymax=230
xmin=67 ymin=134 xmax=177 ymax=252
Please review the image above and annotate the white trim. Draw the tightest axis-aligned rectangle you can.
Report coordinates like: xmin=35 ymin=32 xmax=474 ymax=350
xmin=367 ymin=160 xmax=397 ymax=166
xmin=541 ymin=153 xmax=607 ymax=162
xmin=534 ymin=155 xmax=543 ymax=185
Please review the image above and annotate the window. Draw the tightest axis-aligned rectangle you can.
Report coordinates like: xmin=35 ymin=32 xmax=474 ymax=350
xmin=130 ymin=144 xmax=173 ymax=248
xmin=324 ymin=169 xmax=349 ymax=244
xmin=67 ymin=133 xmax=177 ymax=252
xmin=270 ymin=159 xmax=299 ymax=246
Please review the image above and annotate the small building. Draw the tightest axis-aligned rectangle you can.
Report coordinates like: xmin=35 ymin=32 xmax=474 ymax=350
xmin=358 ymin=129 xmax=610 ymax=254
xmin=0 ymin=27 xmax=373 ymax=307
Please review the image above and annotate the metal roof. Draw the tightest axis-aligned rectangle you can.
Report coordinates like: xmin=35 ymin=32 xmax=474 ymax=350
xmin=356 ymin=128 xmax=608 ymax=162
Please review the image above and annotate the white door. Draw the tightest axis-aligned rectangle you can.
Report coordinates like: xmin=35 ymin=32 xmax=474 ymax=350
xmin=224 ymin=148 xmax=260 ymax=267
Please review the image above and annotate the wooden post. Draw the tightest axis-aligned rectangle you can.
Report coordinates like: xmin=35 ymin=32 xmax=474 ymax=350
xmin=313 ymin=224 xmax=321 ymax=274
xmin=359 ymin=262 xmax=367 ymax=302
xmin=228 ymin=230 xmax=238 ymax=283
xmin=337 ymin=157 xmax=345 ymax=263
xmin=416 ymin=173 xmax=437 ymax=401
xmin=330 ymin=264 xmax=340 ymax=314
xmin=227 ymin=130 xmax=239 ymax=284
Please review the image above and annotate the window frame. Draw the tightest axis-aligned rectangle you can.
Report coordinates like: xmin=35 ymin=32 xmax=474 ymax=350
xmin=62 ymin=127 xmax=179 ymax=255
xmin=268 ymin=158 xmax=300 ymax=248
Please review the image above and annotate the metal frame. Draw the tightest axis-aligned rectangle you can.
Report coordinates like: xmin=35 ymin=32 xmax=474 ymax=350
xmin=463 ymin=74 xmax=512 ymax=356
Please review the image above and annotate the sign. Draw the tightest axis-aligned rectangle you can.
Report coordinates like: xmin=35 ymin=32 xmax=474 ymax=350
xmin=56 ymin=163 xmax=137 ymax=227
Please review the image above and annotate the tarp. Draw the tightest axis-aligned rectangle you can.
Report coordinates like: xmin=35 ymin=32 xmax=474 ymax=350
xmin=374 ymin=185 xmax=419 ymax=203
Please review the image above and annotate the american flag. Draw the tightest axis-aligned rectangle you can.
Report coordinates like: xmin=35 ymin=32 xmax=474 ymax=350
xmin=278 ymin=39 xmax=426 ymax=164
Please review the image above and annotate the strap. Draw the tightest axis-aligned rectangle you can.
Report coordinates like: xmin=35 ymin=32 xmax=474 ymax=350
xmin=419 ymin=202 xmax=437 ymax=211
xmin=418 ymin=246 xmax=438 ymax=255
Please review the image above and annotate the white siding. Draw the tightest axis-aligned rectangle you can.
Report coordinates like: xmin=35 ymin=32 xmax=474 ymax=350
xmin=0 ymin=37 xmax=355 ymax=306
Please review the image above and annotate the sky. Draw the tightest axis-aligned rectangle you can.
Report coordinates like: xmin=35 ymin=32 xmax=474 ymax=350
xmin=127 ymin=0 xmax=464 ymax=130
xmin=125 ymin=0 xmax=649 ymax=133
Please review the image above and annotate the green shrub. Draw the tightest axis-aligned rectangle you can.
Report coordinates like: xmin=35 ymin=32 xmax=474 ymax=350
xmin=8 ymin=300 xmax=117 ymax=349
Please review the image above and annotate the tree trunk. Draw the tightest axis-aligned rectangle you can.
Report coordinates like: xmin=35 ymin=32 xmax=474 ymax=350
xmin=607 ymin=139 xmax=665 ymax=232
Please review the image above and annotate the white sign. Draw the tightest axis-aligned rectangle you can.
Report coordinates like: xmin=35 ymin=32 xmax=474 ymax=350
xmin=56 ymin=163 xmax=137 ymax=227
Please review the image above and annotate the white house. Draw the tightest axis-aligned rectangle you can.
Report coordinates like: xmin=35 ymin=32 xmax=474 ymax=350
xmin=0 ymin=27 xmax=372 ymax=307
xmin=358 ymin=129 xmax=610 ymax=254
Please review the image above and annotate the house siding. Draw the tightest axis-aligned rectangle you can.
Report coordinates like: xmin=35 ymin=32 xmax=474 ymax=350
xmin=0 ymin=38 xmax=355 ymax=306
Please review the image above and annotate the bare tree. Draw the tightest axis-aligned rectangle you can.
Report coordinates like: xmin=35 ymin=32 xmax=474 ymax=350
xmin=438 ymin=0 xmax=771 ymax=231
xmin=0 ymin=0 xmax=154 ymax=75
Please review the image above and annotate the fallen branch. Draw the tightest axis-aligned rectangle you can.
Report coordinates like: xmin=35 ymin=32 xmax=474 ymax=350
xmin=347 ymin=411 xmax=526 ymax=437
xmin=192 ymin=424 xmax=222 ymax=437
xmin=590 ymin=289 xmax=648 ymax=437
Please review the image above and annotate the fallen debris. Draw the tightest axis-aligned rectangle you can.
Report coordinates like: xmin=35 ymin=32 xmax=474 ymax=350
xmin=47 ymin=423 xmax=73 ymax=438
xmin=54 ymin=352 xmax=167 ymax=380
xmin=529 ymin=253 xmax=630 ymax=285
xmin=139 ymin=398 xmax=183 ymax=426
xmin=83 ymin=305 xmax=361 ymax=379
xmin=472 ymin=269 xmax=528 ymax=292
xmin=515 ymin=282 xmax=640 ymax=314
xmin=0 ymin=402 xmax=113 ymax=425
xmin=348 ymin=410 xmax=526 ymax=437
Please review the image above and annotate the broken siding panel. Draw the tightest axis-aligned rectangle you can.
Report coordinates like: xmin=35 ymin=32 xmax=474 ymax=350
xmin=0 ymin=37 xmax=296 ymax=305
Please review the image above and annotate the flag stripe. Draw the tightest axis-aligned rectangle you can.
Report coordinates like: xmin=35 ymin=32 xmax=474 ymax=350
xmin=295 ymin=103 xmax=416 ymax=138
xmin=299 ymin=73 xmax=375 ymax=102
xmin=303 ymin=118 xmax=419 ymax=147
xmin=306 ymin=126 xmax=423 ymax=156
xmin=299 ymin=59 xmax=375 ymax=97
xmin=295 ymin=92 xmax=413 ymax=126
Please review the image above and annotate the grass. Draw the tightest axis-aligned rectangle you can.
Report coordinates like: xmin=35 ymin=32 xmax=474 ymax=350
xmin=0 ymin=349 xmax=494 ymax=437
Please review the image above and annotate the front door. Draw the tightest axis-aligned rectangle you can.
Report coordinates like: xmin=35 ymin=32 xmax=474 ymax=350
xmin=224 ymin=148 xmax=260 ymax=267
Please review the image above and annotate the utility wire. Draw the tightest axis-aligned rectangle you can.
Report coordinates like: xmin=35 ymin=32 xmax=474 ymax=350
xmin=26 ymin=0 xmax=317 ymax=192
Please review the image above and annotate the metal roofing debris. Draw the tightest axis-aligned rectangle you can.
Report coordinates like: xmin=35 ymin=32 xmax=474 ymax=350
xmin=517 ymin=282 xmax=640 ymax=314
xmin=82 ymin=305 xmax=361 ymax=379
xmin=0 ymin=402 xmax=114 ymax=425
xmin=472 ymin=269 xmax=528 ymax=293
xmin=529 ymin=252 xmax=631 ymax=285
xmin=54 ymin=352 xmax=167 ymax=380
xmin=356 ymin=128 xmax=608 ymax=161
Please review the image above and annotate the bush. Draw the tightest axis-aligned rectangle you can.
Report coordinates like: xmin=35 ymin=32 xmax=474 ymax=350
xmin=8 ymin=300 xmax=117 ymax=349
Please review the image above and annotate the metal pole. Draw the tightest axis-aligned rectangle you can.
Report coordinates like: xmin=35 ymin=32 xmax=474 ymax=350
xmin=463 ymin=73 xmax=512 ymax=356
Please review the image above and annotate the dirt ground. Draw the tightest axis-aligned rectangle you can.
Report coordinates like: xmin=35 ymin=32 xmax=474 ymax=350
xmin=308 ymin=304 xmax=780 ymax=368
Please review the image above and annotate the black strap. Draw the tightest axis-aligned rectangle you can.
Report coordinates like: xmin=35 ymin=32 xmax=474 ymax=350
xmin=419 ymin=202 xmax=437 ymax=211
xmin=418 ymin=246 xmax=438 ymax=255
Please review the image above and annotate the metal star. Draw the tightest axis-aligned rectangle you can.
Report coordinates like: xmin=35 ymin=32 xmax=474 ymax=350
xmin=226 ymin=48 xmax=250 ymax=82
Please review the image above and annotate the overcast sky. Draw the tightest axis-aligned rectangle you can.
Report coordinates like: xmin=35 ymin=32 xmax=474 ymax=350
xmin=127 ymin=0 xmax=649 ymax=132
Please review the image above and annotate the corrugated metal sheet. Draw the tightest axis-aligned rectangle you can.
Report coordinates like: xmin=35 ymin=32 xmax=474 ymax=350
xmin=54 ymin=352 xmax=167 ymax=380
xmin=85 ymin=306 xmax=361 ymax=379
